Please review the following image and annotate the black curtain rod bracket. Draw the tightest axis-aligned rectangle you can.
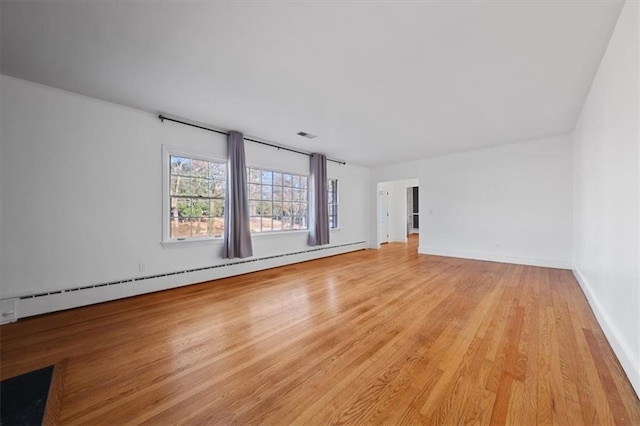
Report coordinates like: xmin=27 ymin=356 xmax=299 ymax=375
xmin=158 ymin=114 xmax=346 ymax=165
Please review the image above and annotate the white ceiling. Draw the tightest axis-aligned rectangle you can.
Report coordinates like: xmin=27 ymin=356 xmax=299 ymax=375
xmin=1 ymin=1 xmax=624 ymax=167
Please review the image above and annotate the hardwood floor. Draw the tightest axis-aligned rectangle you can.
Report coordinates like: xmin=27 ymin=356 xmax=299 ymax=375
xmin=2 ymin=236 xmax=639 ymax=424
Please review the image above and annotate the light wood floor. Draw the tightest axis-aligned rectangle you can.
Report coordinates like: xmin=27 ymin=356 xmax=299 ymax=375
xmin=2 ymin=236 xmax=639 ymax=424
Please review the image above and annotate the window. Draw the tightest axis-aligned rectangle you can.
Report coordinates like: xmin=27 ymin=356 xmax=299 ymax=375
xmin=247 ymin=167 xmax=308 ymax=233
xmin=167 ymin=153 xmax=226 ymax=240
xmin=328 ymin=179 xmax=338 ymax=229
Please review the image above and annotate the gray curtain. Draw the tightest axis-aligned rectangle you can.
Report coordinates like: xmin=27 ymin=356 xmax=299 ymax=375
xmin=308 ymin=153 xmax=330 ymax=246
xmin=223 ymin=131 xmax=253 ymax=258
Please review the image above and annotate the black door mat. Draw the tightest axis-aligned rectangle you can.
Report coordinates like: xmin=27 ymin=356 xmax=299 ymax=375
xmin=1 ymin=365 xmax=54 ymax=426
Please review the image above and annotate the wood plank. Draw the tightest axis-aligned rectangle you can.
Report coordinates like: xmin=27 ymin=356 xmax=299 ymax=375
xmin=1 ymin=236 xmax=638 ymax=424
xmin=42 ymin=358 xmax=67 ymax=426
xmin=584 ymin=328 xmax=634 ymax=425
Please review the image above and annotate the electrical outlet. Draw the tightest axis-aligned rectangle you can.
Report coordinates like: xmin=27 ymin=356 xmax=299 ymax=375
xmin=139 ymin=263 xmax=146 ymax=273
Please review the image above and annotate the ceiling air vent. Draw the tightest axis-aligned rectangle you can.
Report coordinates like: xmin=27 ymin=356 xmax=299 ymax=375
xmin=297 ymin=131 xmax=317 ymax=139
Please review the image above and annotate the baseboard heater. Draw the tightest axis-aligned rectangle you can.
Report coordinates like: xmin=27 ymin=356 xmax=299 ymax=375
xmin=2 ymin=241 xmax=366 ymax=322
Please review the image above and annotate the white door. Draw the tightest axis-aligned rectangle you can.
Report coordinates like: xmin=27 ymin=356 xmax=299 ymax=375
xmin=378 ymin=189 xmax=389 ymax=244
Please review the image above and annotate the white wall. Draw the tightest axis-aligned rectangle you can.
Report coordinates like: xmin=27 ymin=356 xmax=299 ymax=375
xmin=0 ymin=76 xmax=370 ymax=313
xmin=572 ymin=0 xmax=639 ymax=396
xmin=371 ymin=135 xmax=573 ymax=269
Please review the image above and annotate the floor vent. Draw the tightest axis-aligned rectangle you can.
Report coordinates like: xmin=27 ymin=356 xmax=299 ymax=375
xmin=19 ymin=241 xmax=366 ymax=300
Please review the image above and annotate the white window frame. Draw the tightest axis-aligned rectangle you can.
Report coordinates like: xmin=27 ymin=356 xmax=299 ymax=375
xmin=328 ymin=178 xmax=339 ymax=229
xmin=162 ymin=145 xmax=226 ymax=245
xmin=247 ymin=166 xmax=309 ymax=234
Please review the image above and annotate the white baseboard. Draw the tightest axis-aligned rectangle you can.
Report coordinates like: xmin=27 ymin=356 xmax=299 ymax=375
xmin=9 ymin=242 xmax=366 ymax=320
xmin=418 ymin=246 xmax=572 ymax=270
xmin=573 ymin=268 xmax=640 ymax=398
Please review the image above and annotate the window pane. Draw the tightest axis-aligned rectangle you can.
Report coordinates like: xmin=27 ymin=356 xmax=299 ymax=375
xmin=292 ymin=216 xmax=304 ymax=229
xmin=261 ymin=185 xmax=272 ymax=200
xmin=248 ymin=184 xmax=261 ymax=200
xmin=170 ymin=200 xmax=178 ymax=221
xmin=210 ymin=163 xmax=226 ymax=180
xmin=210 ymin=217 xmax=224 ymax=237
xmin=183 ymin=177 xmax=195 ymax=195
xmin=273 ymin=186 xmax=283 ymax=201
xmin=292 ymin=175 xmax=300 ymax=188
xmin=259 ymin=201 xmax=272 ymax=216
xmin=282 ymin=217 xmax=292 ymax=230
xmin=176 ymin=198 xmax=191 ymax=218
xmin=250 ymin=201 xmax=260 ymax=216
xmin=300 ymin=176 xmax=308 ymax=189
xmin=248 ymin=168 xmax=261 ymax=183
xmin=192 ymin=160 xmax=209 ymax=177
xmin=193 ymin=178 xmax=210 ymax=197
xmin=272 ymin=217 xmax=282 ymax=231
xmin=273 ymin=202 xmax=283 ymax=217
xmin=283 ymin=187 xmax=292 ymax=201
xmin=171 ymin=218 xmax=191 ymax=238
xmin=261 ymin=170 xmax=273 ymax=184
xmin=283 ymin=173 xmax=293 ymax=187
xmin=211 ymin=180 xmax=225 ymax=198
xmin=282 ymin=201 xmax=292 ymax=216
xmin=262 ymin=217 xmax=273 ymax=232
xmin=211 ymin=199 xmax=225 ymax=217
xmin=172 ymin=176 xmax=191 ymax=195
xmin=192 ymin=199 xmax=209 ymax=217
xmin=171 ymin=156 xmax=191 ymax=175
xmin=170 ymin=176 xmax=181 ymax=195
xmin=191 ymin=217 xmax=208 ymax=236
xmin=273 ymin=172 xmax=283 ymax=185
xmin=250 ymin=217 xmax=262 ymax=233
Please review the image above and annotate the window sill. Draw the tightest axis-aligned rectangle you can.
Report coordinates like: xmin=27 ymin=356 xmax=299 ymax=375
xmin=251 ymin=229 xmax=309 ymax=238
xmin=161 ymin=227 xmax=341 ymax=248
xmin=252 ymin=227 xmax=341 ymax=237
xmin=161 ymin=238 xmax=224 ymax=249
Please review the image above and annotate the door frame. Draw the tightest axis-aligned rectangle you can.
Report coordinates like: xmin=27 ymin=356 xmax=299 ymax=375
xmin=378 ymin=186 xmax=390 ymax=245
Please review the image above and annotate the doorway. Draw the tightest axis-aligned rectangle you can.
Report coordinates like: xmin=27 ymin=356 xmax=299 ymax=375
xmin=407 ymin=186 xmax=419 ymax=235
xmin=376 ymin=178 xmax=419 ymax=247
xmin=378 ymin=186 xmax=389 ymax=244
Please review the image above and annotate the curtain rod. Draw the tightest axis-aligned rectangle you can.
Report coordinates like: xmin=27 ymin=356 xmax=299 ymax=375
xmin=158 ymin=114 xmax=346 ymax=165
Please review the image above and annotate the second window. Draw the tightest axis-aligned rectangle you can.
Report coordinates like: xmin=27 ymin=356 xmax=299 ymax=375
xmin=247 ymin=168 xmax=309 ymax=233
